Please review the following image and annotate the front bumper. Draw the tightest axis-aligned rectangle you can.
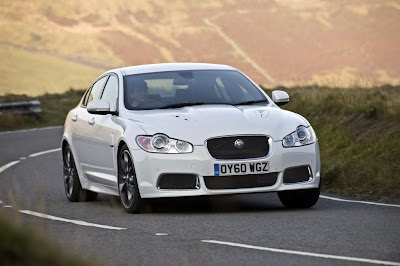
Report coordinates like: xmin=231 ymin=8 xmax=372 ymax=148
xmin=131 ymin=140 xmax=321 ymax=198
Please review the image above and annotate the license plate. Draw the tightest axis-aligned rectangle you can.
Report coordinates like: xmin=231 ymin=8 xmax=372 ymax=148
xmin=214 ymin=162 xmax=269 ymax=176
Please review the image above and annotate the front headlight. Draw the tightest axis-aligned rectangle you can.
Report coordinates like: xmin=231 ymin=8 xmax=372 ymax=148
xmin=282 ymin=126 xmax=316 ymax=148
xmin=136 ymin=134 xmax=193 ymax=153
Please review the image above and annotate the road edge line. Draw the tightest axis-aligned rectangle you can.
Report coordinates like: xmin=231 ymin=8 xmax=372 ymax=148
xmin=0 ymin=126 xmax=63 ymax=135
xmin=0 ymin=160 xmax=20 ymax=174
xmin=29 ymin=148 xmax=61 ymax=158
xmin=202 ymin=240 xmax=400 ymax=266
xmin=19 ymin=210 xmax=126 ymax=230
xmin=320 ymin=195 xmax=400 ymax=208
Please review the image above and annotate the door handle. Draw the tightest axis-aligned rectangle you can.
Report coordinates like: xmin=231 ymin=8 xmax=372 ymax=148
xmin=88 ymin=118 xmax=95 ymax=125
xmin=72 ymin=115 xmax=78 ymax=122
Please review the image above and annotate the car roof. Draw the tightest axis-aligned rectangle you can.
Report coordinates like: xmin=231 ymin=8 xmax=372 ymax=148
xmin=110 ymin=63 xmax=237 ymax=76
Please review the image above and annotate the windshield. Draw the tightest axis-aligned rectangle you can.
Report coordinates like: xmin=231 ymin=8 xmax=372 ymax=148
xmin=123 ymin=70 xmax=268 ymax=110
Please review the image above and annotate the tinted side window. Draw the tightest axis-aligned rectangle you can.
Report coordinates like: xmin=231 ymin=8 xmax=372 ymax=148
xmin=86 ymin=76 xmax=108 ymax=106
xmin=101 ymin=75 xmax=118 ymax=112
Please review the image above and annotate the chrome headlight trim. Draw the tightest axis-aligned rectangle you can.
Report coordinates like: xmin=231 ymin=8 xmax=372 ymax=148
xmin=282 ymin=126 xmax=316 ymax=148
xmin=136 ymin=134 xmax=194 ymax=153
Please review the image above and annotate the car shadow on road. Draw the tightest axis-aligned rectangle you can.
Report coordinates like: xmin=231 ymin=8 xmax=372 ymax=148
xmin=137 ymin=193 xmax=317 ymax=214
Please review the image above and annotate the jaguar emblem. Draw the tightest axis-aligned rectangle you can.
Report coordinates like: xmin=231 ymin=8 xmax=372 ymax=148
xmin=234 ymin=139 xmax=245 ymax=149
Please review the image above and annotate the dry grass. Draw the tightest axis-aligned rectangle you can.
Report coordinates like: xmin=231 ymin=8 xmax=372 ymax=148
xmin=0 ymin=45 xmax=104 ymax=96
xmin=1 ymin=0 xmax=399 ymax=89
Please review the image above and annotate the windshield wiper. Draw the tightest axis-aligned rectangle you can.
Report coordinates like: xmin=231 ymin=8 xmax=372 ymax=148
xmin=158 ymin=102 xmax=224 ymax=109
xmin=234 ymin=99 xmax=269 ymax=106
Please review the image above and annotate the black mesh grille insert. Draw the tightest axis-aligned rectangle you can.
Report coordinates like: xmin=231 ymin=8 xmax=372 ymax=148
xmin=158 ymin=174 xmax=199 ymax=189
xmin=204 ymin=173 xmax=278 ymax=189
xmin=283 ymin=166 xmax=311 ymax=184
xmin=206 ymin=136 xmax=270 ymax=159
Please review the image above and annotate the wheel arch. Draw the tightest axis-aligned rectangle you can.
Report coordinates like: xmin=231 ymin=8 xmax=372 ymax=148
xmin=61 ymin=137 xmax=88 ymax=190
xmin=117 ymin=139 xmax=128 ymax=154
xmin=61 ymin=138 xmax=69 ymax=153
xmin=115 ymin=138 xmax=144 ymax=196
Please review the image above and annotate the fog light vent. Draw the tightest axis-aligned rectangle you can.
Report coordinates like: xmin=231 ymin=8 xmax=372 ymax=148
xmin=283 ymin=166 xmax=311 ymax=184
xmin=158 ymin=174 xmax=199 ymax=189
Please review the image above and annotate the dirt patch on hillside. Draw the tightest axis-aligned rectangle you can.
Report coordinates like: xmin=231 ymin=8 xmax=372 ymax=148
xmin=47 ymin=14 xmax=78 ymax=27
xmin=99 ymin=30 xmax=162 ymax=65
xmin=81 ymin=14 xmax=108 ymax=27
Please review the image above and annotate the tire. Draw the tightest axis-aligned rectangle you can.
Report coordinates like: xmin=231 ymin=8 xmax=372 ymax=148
xmin=278 ymin=185 xmax=320 ymax=209
xmin=63 ymin=144 xmax=98 ymax=202
xmin=118 ymin=144 xmax=142 ymax=213
xmin=63 ymin=144 xmax=83 ymax=202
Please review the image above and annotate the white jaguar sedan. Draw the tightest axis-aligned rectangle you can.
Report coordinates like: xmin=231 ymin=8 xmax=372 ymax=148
xmin=62 ymin=63 xmax=321 ymax=213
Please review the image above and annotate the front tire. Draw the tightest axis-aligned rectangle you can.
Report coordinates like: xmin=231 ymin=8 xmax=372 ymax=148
xmin=118 ymin=145 xmax=142 ymax=213
xmin=278 ymin=185 xmax=320 ymax=209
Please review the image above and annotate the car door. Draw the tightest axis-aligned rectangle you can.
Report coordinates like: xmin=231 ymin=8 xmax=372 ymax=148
xmin=72 ymin=75 xmax=109 ymax=179
xmin=79 ymin=74 xmax=120 ymax=187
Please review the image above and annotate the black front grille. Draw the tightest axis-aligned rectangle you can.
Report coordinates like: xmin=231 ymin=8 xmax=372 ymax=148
xmin=283 ymin=166 xmax=311 ymax=184
xmin=158 ymin=174 xmax=199 ymax=189
xmin=204 ymin=173 xmax=278 ymax=189
xmin=206 ymin=136 xmax=270 ymax=159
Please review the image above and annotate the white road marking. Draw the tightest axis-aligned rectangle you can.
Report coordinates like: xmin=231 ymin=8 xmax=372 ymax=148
xmin=19 ymin=210 xmax=126 ymax=230
xmin=29 ymin=148 xmax=61 ymax=158
xmin=320 ymin=195 xmax=400 ymax=208
xmin=155 ymin=233 xmax=168 ymax=236
xmin=0 ymin=200 xmax=3 ymax=204
xmin=0 ymin=126 xmax=62 ymax=135
xmin=3 ymin=205 xmax=12 ymax=208
xmin=20 ymin=157 xmax=26 ymax=160
xmin=202 ymin=240 xmax=400 ymax=266
xmin=0 ymin=160 xmax=20 ymax=174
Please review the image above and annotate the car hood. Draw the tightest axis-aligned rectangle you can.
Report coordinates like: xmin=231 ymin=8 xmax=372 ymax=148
xmin=127 ymin=105 xmax=309 ymax=145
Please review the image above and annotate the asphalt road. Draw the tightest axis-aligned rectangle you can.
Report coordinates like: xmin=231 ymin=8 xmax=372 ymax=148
xmin=0 ymin=127 xmax=399 ymax=265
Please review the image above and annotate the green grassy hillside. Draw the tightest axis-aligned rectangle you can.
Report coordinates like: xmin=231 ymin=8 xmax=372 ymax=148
xmin=263 ymin=85 xmax=400 ymax=202
xmin=0 ymin=89 xmax=85 ymax=131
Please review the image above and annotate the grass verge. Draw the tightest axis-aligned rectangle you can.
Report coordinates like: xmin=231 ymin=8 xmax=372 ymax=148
xmin=263 ymin=85 xmax=400 ymax=203
xmin=0 ymin=211 xmax=97 ymax=266
xmin=0 ymin=89 xmax=85 ymax=131
xmin=1 ymin=85 xmax=399 ymax=202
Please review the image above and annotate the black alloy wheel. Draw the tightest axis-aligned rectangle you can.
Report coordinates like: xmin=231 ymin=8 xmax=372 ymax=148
xmin=63 ymin=144 xmax=98 ymax=202
xmin=63 ymin=145 xmax=81 ymax=202
xmin=118 ymin=145 xmax=142 ymax=213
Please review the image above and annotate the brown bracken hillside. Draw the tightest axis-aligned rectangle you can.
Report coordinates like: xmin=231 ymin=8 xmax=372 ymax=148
xmin=1 ymin=0 xmax=399 ymax=95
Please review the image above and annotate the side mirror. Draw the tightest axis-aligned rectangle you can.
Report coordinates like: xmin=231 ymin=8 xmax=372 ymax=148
xmin=87 ymin=99 xmax=111 ymax=115
xmin=272 ymin=90 xmax=289 ymax=106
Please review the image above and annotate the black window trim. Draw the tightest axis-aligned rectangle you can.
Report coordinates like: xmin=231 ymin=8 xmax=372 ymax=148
xmin=81 ymin=74 xmax=110 ymax=108
xmin=100 ymin=72 xmax=120 ymax=116
xmin=80 ymin=87 xmax=91 ymax=107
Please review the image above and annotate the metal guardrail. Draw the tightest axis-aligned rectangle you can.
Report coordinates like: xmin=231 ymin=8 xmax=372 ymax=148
xmin=0 ymin=100 xmax=41 ymax=115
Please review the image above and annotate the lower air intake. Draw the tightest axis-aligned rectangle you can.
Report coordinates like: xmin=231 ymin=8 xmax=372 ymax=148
xmin=158 ymin=174 xmax=199 ymax=189
xmin=283 ymin=166 xmax=311 ymax=184
xmin=204 ymin=173 xmax=278 ymax=190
